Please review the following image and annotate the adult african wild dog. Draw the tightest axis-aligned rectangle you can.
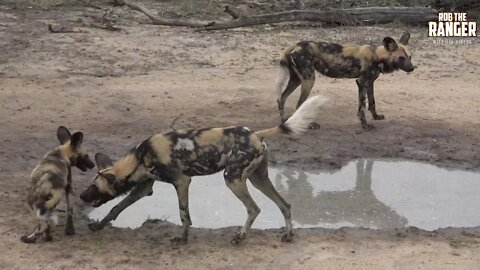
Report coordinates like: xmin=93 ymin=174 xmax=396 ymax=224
xmin=21 ymin=126 xmax=95 ymax=243
xmin=80 ymin=95 xmax=327 ymax=244
xmin=276 ymin=32 xmax=414 ymax=129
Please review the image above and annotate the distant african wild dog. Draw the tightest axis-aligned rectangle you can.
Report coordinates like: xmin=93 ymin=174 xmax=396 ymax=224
xmin=21 ymin=126 xmax=94 ymax=243
xmin=276 ymin=32 xmax=414 ymax=129
xmin=80 ymin=95 xmax=327 ymax=244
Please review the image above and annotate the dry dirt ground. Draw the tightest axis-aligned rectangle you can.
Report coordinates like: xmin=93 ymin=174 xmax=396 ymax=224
xmin=1 ymin=2 xmax=480 ymax=269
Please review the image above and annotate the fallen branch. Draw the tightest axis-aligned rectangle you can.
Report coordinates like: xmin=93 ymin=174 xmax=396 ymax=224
xmin=112 ymin=1 xmax=438 ymax=30
xmin=203 ymin=9 xmax=356 ymax=30
xmin=203 ymin=7 xmax=438 ymax=30
xmin=78 ymin=0 xmax=103 ymax=10
xmin=338 ymin=6 xmax=439 ymax=25
xmin=170 ymin=113 xmax=184 ymax=131
xmin=89 ymin=23 xmax=122 ymax=31
xmin=48 ymin=24 xmax=81 ymax=33
xmin=17 ymin=102 xmax=35 ymax=111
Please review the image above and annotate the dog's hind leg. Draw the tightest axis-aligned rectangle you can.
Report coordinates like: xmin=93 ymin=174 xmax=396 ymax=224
xmin=277 ymin=72 xmax=301 ymax=122
xmin=21 ymin=223 xmax=41 ymax=243
xmin=171 ymin=175 xmax=192 ymax=244
xmin=88 ymin=179 xmax=154 ymax=231
xmin=224 ymin=163 xmax=259 ymax=243
xmin=64 ymin=184 xmax=75 ymax=235
xmin=366 ymin=75 xmax=384 ymax=120
xmin=21 ymin=217 xmax=49 ymax=243
xmin=225 ymin=177 xmax=260 ymax=244
xmin=296 ymin=77 xmax=315 ymax=110
xmin=297 ymin=77 xmax=319 ymax=129
xmin=248 ymin=152 xmax=293 ymax=242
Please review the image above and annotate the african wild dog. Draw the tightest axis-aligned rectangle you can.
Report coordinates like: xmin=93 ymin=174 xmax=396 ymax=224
xmin=276 ymin=32 xmax=414 ymax=129
xmin=21 ymin=126 xmax=94 ymax=243
xmin=80 ymin=95 xmax=327 ymax=244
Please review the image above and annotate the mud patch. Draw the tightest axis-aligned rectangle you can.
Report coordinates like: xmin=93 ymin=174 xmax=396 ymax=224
xmin=87 ymin=159 xmax=480 ymax=231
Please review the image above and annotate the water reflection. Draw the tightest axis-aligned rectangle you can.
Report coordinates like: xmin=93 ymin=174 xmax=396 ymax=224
xmin=88 ymin=159 xmax=480 ymax=230
xmin=276 ymin=160 xmax=407 ymax=229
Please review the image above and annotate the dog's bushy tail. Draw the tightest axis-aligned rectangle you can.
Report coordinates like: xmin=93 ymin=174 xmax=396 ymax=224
xmin=275 ymin=56 xmax=290 ymax=102
xmin=31 ymin=190 xmax=62 ymax=225
xmin=255 ymin=95 xmax=328 ymax=138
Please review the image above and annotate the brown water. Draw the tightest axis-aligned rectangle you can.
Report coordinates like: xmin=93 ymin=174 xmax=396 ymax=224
xmin=86 ymin=159 xmax=480 ymax=231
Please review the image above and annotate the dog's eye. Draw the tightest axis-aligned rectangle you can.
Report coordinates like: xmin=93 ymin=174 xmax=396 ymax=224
xmin=399 ymin=56 xmax=406 ymax=61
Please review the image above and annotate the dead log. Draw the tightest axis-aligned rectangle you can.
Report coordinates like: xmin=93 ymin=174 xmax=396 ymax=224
xmin=203 ymin=9 xmax=357 ymax=30
xmin=339 ymin=6 xmax=439 ymax=25
xmin=113 ymin=1 xmax=438 ymax=30
xmin=78 ymin=0 xmax=103 ymax=10
xmin=203 ymin=7 xmax=438 ymax=30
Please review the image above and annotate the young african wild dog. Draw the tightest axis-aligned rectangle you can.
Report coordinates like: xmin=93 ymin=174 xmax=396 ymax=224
xmin=80 ymin=95 xmax=328 ymax=244
xmin=21 ymin=126 xmax=95 ymax=243
xmin=276 ymin=32 xmax=414 ymax=129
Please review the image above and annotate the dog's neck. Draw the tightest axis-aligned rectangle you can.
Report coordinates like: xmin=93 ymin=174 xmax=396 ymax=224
xmin=374 ymin=47 xmax=397 ymax=74
xmin=111 ymin=152 xmax=145 ymax=183
xmin=52 ymin=145 xmax=72 ymax=165
xmin=112 ymin=175 xmax=137 ymax=195
xmin=375 ymin=46 xmax=391 ymax=62
xmin=108 ymin=153 xmax=148 ymax=196
xmin=378 ymin=60 xmax=398 ymax=74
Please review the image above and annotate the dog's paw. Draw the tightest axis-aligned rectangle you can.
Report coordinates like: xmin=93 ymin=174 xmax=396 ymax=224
xmin=88 ymin=222 xmax=104 ymax=232
xmin=20 ymin=235 xmax=36 ymax=244
xmin=361 ymin=123 xmax=375 ymax=130
xmin=45 ymin=234 xmax=53 ymax=242
xmin=373 ymin=114 xmax=385 ymax=120
xmin=230 ymin=232 xmax=246 ymax=245
xmin=281 ymin=231 xmax=294 ymax=242
xmin=65 ymin=226 xmax=75 ymax=236
xmin=170 ymin=236 xmax=187 ymax=245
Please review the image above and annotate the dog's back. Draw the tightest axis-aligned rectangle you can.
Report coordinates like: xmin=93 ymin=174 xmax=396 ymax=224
xmin=281 ymin=41 xmax=377 ymax=79
xmin=27 ymin=149 xmax=69 ymax=211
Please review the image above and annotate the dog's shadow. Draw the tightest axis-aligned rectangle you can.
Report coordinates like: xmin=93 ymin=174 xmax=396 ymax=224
xmin=274 ymin=160 xmax=408 ymax=229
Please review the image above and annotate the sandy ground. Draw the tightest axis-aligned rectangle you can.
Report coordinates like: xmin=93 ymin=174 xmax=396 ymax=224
xmin=1 ymin=2 xmax=480 ymax=269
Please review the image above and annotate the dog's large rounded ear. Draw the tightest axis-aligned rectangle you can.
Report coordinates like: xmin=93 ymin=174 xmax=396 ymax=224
xmin=57 ymin=126 xmax=72 ymax=145
xmin=70 ymin=132 xmax=84 ymax=149
xmin=95 ymin=153 xmax=113 ymax=170
xmin=383 ymin=37 xmax=398 ymax=52
xmin=399 ymin=32 xmax=410 ymax=45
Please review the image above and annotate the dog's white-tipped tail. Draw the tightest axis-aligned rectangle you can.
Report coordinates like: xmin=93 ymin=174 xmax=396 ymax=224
xmin=254 ymin=95 xmax=328 ymax=138
xmin=275 ymin=57 xmax=290 ymax=102
xmin=281 ymin=95 xmax=328 ymax=136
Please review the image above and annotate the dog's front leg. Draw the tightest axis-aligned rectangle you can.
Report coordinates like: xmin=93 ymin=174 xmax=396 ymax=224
xmin=88 ymin=180 xmax=154 ymax=232
xmin=171 ymin=176 xmax=192 ymax=244
xmin=366 ymin=74 xmax=384 ymax=120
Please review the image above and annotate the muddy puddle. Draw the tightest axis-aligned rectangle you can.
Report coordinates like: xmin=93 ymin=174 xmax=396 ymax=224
xmin=86 ymin=159 xmax=480 ymax=231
